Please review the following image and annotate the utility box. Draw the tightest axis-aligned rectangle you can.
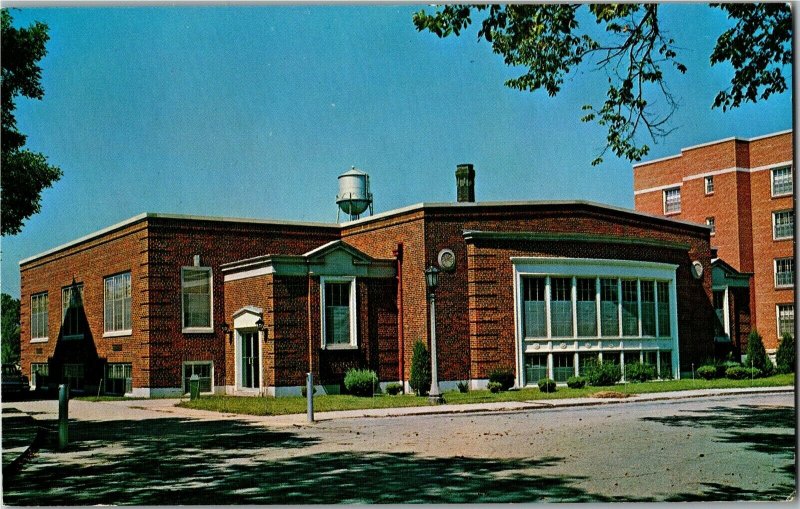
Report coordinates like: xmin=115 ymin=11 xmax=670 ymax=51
xmin=189 ymin=374 xmax=200 ymax=401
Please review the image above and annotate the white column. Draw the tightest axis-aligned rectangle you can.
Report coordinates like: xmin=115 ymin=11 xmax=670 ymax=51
xmin=545 ymin=276 xmax=552 ymax=339
xmin=595 ymin=277 xmax=601 ymax=337
xmin=571 ymin=277 xmax=578 ymax=338
xmin=654 ymin=281 xmax=660 ymax=337
xmin=617 ymin=279 xmax=623 ymax=338
xmin=636 ymin=280 xmax=643 ymax=337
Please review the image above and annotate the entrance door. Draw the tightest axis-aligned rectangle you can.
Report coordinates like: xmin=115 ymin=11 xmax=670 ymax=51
xmin=240 ymin=331 xmax=260 ymax=389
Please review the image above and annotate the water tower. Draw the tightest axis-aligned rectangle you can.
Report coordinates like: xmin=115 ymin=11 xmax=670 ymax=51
xmin=336 ymin=167 xmax=373 ymax=222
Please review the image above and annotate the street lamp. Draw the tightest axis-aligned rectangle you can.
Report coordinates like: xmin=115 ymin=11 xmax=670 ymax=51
xmin=424 ymin=266 xmax=443 ymax=403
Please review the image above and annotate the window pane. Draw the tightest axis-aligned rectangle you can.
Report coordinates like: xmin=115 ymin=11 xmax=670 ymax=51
xmin=640 ymin=281 xmax=656 ymax=336
xmin=774 ymin=210 xmax=794 ymax=239
xmin=31 ymin=293 xmax=48 ymax=339
xmin=183 ymin=269 xmax=211 ymax=328
xmin=552 ymin=354 xmax=574 ymax=382
xmin=550 ymin=277 xmax=573 ymax=337
xmin=773 ymin=167 xmax=793 ymax=196
xmin=325 ymin=282 xmax=352 ymax=345
xmin=524 ymin=354 xmax=548 ymax=384
xmin=62 ymin=286 xmax=84 ymax=337
xmin=778 ymin=304 xmax=794 ymax=336
xmin=664 ymin=188 xmax=681 ymax=213
xmin=523 ymin=278 xmax=546 ymax=338
xmin=578 ymin=353 xmax=599 ymax=375
xmin=659 ymin=351 xmax=672 ymax=379
xmin=600 ymin=279 xmax=619 ymax=336
xmin=776 ymin=258 xmax=794 ymax=287
xmin=621 ymin=280 xmax=639 ymax=336
xmin=576 ymin=278 xmax=597 ymax=337
xmin=657 ymin=282 xmax=671 ymax=336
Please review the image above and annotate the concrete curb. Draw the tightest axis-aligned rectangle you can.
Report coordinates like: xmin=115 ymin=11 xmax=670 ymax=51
xmin=2 ymin=423 xmax=49 ymax=480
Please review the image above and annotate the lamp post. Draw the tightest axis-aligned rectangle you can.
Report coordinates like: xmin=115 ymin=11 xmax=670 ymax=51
xmin=425 ymin=266 xmax=443 ymax=403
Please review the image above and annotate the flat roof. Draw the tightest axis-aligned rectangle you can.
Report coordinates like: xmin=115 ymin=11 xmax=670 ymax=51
xmin=21 ymin=200 xmax=708 ymax=265
xmin=632 ymin=129 xmax=793 ymax=168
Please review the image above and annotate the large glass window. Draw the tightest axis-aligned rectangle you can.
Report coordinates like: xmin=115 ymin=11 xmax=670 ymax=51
xmin=106 ymin=363 xmax=132 ymax=395
xmin=104 ymin=272 xmax=131 ymax=334
xmin=576 ymin=278 xmax=597 ymax=337
xmin=621 ymin=280 xmax=639 ymax=336
xmin=775 ymin=258 xmax=794 ymax=288
xmin=640 ymin=281 xmax=656 ymax=336
xmin=525 ymin=354 xmax=548 ymax=383
xmin=31 ymin=363 xmax=49 ymax=389
xmin=323 ymin=279 xmax=356 ymax=347
xmin=182 ymin=268 xmax=212 ymax=331
xmin=600 ymin=279 xmax=619 ymax=336
xmin=657 ymin=282 xmax=671 ymax=336
xmin=63 ymin=364 xmax=84 ymax=390
xmin=659 ymin=351 xmax=673 ymax=379
xmin=773 ymin=210 xmax=794 ymax=240
xmin=772 ymin=166 xmax=793 ymax=197
xmin=777 ymin=304 xmax=794 ymax=337
xmin=183 ymin=362 xmax=213 ymax=393
xmin=552 ymin=354 xmax=574 ymax=383
xmin=61 ymin=284 xmax=84 ymax=339
xmin=663 ymin=187 xmax=681 ymax=214
xmin=523 ymin=278 xmax=546 ymax=338
xmin=549 ymin=277 xmax=573 ymax=337
xmin=31 ymin=292 xmax=48 ymax=340
xmin=578 ymin=353 xmax=599 ymax=376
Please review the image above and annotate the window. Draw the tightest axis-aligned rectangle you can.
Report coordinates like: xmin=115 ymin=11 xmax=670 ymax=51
xmin=600 ymin=279 xmax=620 ymax=336
xmin=552 ymin=354 xmax=574 ymax=383
xmin=183 ymin=362 xmax=213 ymax=394
xmin=576 ymin=278 xmax=597 ymax=337
xmin=706 ymin=217 xmax=715 ymax=235
xmin=775 ymin=258 xmax=794 ymax=288
xmin=663 ymin=187 xmax=681 ymax=214
xmin=657 ymin=282 xmax=671 ymax=336
xmin=106 ymin=363 xmax=132 ymax=395
xmin=61 ymin=284 xmax=84 ymax=339
xmin=773 ymin=210 xmax=794 ymax=240
xmin=322 ymin=278 xmax=357 ymax=347
xmin=31 ymin=363 xmax=49 ymax=389
xmin=104 ymin=272 xmax=131 ymax=334
xmin=623 ymin=351 xmax=641 ymax=373
xmin=704 ymin=176 xmax=714 ymax=194
xmin=63 ymin=364 xmax=84 ymax=390
xmin=777 ymin=304 xmax=794 ymax=338
xmin=659 ymin=351 xmax=673 ymax=379
xmin=602 ymin=352 xmax=620 ymax=365
xmin=523 ymin=278 xmax=546 ymax=338
xmin=578 ymin=353 xmax=599 ymax=376
xmin=640 ymin=281 xmax=656 ymax=336
xmin=31 ymin=292 xmax=48 ymax=341
xmin=524 ymin=354 xmax=548 ymax=383
xmin=182 ymin=267 xmax=212 ymax=331
xmin=772 ymin=166 xmax=793 ymax=197
xmin=549 ymin=277 xmax=573 ymax=337
xmin=621 ymin=280 xmax=639 ymax=336
xmin=643 ymin=351 xmax=658 ymax=368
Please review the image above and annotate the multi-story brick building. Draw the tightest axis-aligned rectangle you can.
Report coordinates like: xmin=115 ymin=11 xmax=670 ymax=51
xmin=20 ymin=166 xmax=716 ymax=396
xmin=633 ymin=130 xmax=794 ymax=354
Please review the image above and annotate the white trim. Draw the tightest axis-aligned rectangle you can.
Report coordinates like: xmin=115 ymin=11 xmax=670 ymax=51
xmin=770 ymin=165 xmax=794 ymax=198
xmin=320 ymin=276 xmax=358 ymax=349
xmin=634 ymin=182 xmax=682 ymax=196
xmin=234 ymin=328 xmax=263 ymax=392
xmin=774 ymin=258 xmax=794 ymax=288
xmin=182 ymin=361 xmax=215 ymax=395
xmin=181 ymin=266 xmax=214 ymax=333
xmin=103 ymin=272 xmax=132 ymax=335
xmin=662 ymin=187 xmax=682 ymax=214
xmin=30 ymin=338 xmax=49 ymax=344
xmin=30 ymin=291 xmax=49 ymax=341
xmin=635 ymin=161 xmax=795 ymax=194
xmin=102 ymin=330 xmax=132 ymax=338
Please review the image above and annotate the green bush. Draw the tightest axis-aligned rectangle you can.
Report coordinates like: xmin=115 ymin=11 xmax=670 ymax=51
xmin=776 ymin=333 xmax=796 ymax=374
xmin=725 ymin=366 xmax=761 ymax=380
xmin=717 ymin=360 xmax=741 ymax=378
xmin=488 ymin=367 xmax=515 ymax=391
xmin=300 ymin=384 xmax=317 ymax=397
xmin=385 ymin=382 xmax=403 ymax=395
xmin=625 ymin=362 xmax=656 ymax=382
xmin=745 ymin=330 xmax=769 ymax=372
xmin=566 ymin=376 xmax=586 ymax=389
xmin=696 ymin=365 xmax=718 ymax=380
xmin=487 ymin=381 xmax=503 ymax=393
xmin=409 ymin=340 xmax=431 ymax=396
xmin=344 ymin=368 xmax=379 ymax=397
xmin=457 ymin=381 xmax=470 ymax=393
xmin=537 ymin=378 xmax=556 ymax=393
xmin=584 ymin=359 xmax=622 ymax=386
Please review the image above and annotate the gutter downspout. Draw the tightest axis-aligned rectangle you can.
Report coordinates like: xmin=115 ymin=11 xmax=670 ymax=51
xmin=307 ymin=262 xmax=314 ymax=377
xmin=393 ymin=243 xmax=404 ymax=386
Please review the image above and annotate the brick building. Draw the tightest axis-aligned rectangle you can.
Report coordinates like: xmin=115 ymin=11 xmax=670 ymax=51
xmin=633 ymin=130 xmax=794 ymax=354
xmin=20 ymin=166 xmax=716 ymax=396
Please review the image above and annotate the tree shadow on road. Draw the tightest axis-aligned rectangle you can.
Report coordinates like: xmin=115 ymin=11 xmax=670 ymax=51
xmin=2 ymin=416 xmax=632 ymax=505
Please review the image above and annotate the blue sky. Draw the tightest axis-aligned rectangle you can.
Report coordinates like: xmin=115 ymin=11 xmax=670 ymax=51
xmin=2 ymin=4 xmax=792 ymax=297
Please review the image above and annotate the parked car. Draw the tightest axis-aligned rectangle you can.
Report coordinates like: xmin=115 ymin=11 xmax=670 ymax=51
xmin=2 ymin=364 xmax=30 ymax=399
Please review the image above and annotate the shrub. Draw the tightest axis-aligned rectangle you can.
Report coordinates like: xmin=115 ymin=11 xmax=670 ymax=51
xmin=776 ymin=333 xmax=796 ymax=374
xmin=457 ymin=381 xmax=470 ymax=393
xmin=718 ymin=360 xmax=741 ymax=378
xmin=584 ymin=360 xmax=622 ymax=386
xmin=344 ymin=368 xmax=379 ymax=397
xmin=300 ymin=384 xmax=317 ymax=397
xmin=538 ymin=378 xmax=556 ymax=393
xmin=409 ymin=340 xmax=431 ymax=396
xmin=386 ymin=382 xmax=403 ymax=395
xmin=566 ymin=376 xmax=586 ymax=389
xmin=487 ymin=381 xmax=503 ymax=393
xmin=625 ymin=362 xmax=656 ymax=382
xmin=488 ymin=367 xmax=515 ymax=391
xmin=744 ymin=330 xmax=769 ymax=372
xmin=726 ymin=366 xmax=761 ymax=380
xmin=696 ymin=365 xmax=718 ymax=380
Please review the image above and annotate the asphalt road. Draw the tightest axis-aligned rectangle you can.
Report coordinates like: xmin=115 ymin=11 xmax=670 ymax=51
xmin=2 ymin=392 xmax=795 ymax=504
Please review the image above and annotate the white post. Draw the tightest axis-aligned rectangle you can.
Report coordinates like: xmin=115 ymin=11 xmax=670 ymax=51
xmin=306 ymin=372 xmax=314 ymax=423
xmin=428 ymin=292 xmax=443 ymax=403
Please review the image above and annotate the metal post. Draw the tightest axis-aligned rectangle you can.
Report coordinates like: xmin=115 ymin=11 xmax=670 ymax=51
xmin=58 ymin=384 xmax=69 ymax=450
xmin=306 ymin=372 xmax=314 ymax=423
xmin=428 ymin=292 xmax=443 ymax=403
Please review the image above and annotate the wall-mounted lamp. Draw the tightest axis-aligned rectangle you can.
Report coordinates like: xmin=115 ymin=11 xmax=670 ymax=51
xmin=256 ymin=317 xmax=268 ymax=341
xmin=220 ymin=321 xmax=232 ymax=343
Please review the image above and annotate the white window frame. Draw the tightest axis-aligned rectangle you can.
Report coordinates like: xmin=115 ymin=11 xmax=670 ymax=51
xmin=182 ymin=361 xmax=214 ymax=395
xmin=705 ymin=217 xmax=716 ymax=236
xmin=103 ymin=272 xmax=132 ymax=337
xmin=776 ymin=304 xmax=794 ymax=338
xmin=61 ymin=284 xmax=84 ymax=340
xmin=774 ymin=258 xmax=794 ymax=288
xmin=704 ymin=175 xmax=714 ymax=195
xmin=181 ymin=267 xmax=214 ymax=333
xmin=771 ymin=166 xmax=793 ymax=197
xmin=30 ymin=292 xmax=49 ymax=342
xmin=772 ymin=210 xmax=794 ymax=240
xmin=320 ymin=276 xmax=358 ymax=349
xmin=663 ymin=187 xmax=681 ymax=214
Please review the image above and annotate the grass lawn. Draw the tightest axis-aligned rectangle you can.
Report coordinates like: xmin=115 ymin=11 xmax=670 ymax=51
xmin=176 ymin=373 xmax=794 ymax=416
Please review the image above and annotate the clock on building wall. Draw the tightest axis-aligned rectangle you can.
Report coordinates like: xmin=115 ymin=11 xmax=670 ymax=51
xmin=691 ymin=260 xmax=704 ymax=279
xmin=438 ymin=248 xmax=456 ymax=272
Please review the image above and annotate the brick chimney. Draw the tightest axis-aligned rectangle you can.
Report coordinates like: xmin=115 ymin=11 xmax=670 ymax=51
xmin=455 ymin=163 xmax=475 ymax=203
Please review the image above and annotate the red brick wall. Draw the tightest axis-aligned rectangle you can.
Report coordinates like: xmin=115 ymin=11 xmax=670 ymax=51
xmin=223 ymin=273 xmax=273 ymax=388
